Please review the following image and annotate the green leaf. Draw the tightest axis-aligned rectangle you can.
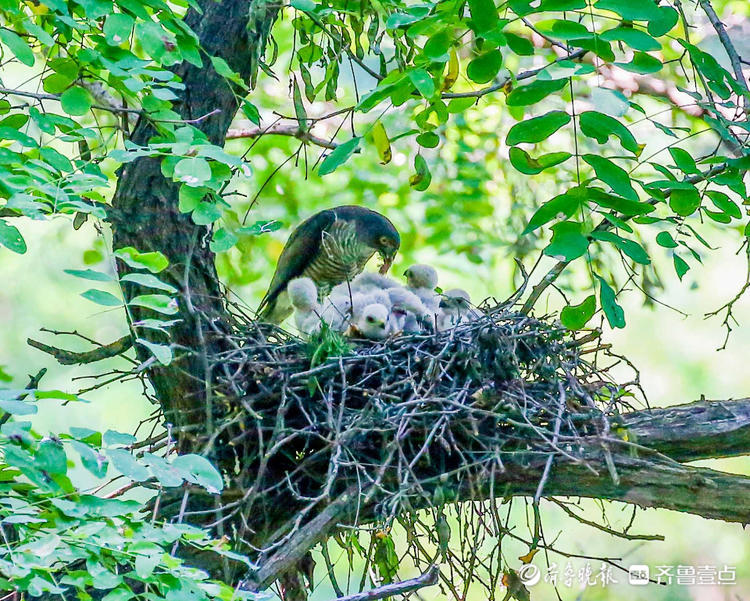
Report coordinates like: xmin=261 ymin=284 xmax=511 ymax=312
xmin=523 ymin=187 xmax=583 ymax=234
xmin=102 ymin=586 xmax=134 ymax=601
xmin=506 ymin=110 xmax=570 ymax=145
xmin=589 ymin=188 xmax=654 ymax=215
xmin=590 ymin=87 xmax=629 ymax=117
xmin=505 ymin=33 xmax=534 ymax=56
xmin=447 ymin=97 xmax=476 ymax=113
xmin=467 ymin=50 xmax=503 ymax=84
xmin=319 ymin=137 xmax=361 ymax=175
xmin=416 ymin=131 xmax=440 ymax=148
xmin=172 ymin=454 xmax=223 ymax=493
xmin=210 ymin=227 xmax=239 ymax=252
xmin=374 ymin=534 xmax=399 ymax=584
xmin=81 ymin=289 xmax=122 ymax=307
xmin=615 ymin=51 xmax=662 ymax=75
xmin=141 ymin=453 xmax=183 ymax=487
xmin=103 ymin=430 xmax=137 ymax=447
xmin=706 ymin=191 xmax=741 ymax=219
xmin=409 ymin=154 xmax=431 ymax=191
xmin=70 ymin=441 xmax=108 ymax=478
xmin=60 ymin=87 xmax=93 ymax=116
xmin=591 ymin=231 xmax=650 ymax=264
xmin=583 ymin=155 xmax=638 ymax=200
xmin=596 ymin=275 xmax=625 ymax=328
xmin=539 ymin=0 xmax=587 ymax=9
xmin=36 ymin=440 xmax=67 ymax=474
xmin=535 ymin=20 xmax=591 ymax=40
xmin=594 ymin=0 xmax=661 ymax=21
xmin=107 ymin=448 xmax=150 ymax=481
xmin=292 ymin=77 xmax=307 ymax=130
xmin=114 ymin=247 xmax=169 ymax=273
xmin=600 ymin=27 xmax=660 ymax=51
xmin=673 ymin=254 xmax=690 ymax=280
xmin=560 ymin=295 xmax=596 ymax=330
xmin=467 ymin=0 xmax=499 ymax=34
xmin=192 ymin=201 xmax=222 ymax=225
xmin=371 ymin=121 xmax=392 ymax=164
xmin=173 ymin=157 xmax=211 ymax=186
xmin=0 ymin=399 xmax=37 ymax=415
xmin=543 ymin=221 xmax=589 ymax=261
xmin=120 ymin=273 xmax=177 ymax=293
xmin=129 ymin=294 xmax=178 ymax=315
xmin=506 ymin=78 xmax=567 ymax=106
xmin=656 ymin=231 xmax=678 ymax=248
xmin=0 ymin=29 xmax=35 ymax=66
xmin=238 ymin=220 xmax=283 ymax=235
xmin=0 ymin=220 xmax=26 ymax=254
xmin=647 ymin=6 xmax=679 ymax=36
xmin=103 ymin=13 xmax=134 ymax=46
xmin=668 ymin=186 xmax=701 ymax=216
xmin=579 ymin=111 xmax=639 ymax=155
xmin=291 ymin=0 xmax=316 ymax=9
xmin=64 ymin=268 xmax=114 ymax=282
xmin=509 ymin=147 xmax=571 ymax=174
xmin=668 ymin=147 xmax=699 ymax=175
xmin=135 ymin=338 xmax=172 ymax=365
xmin=409 ymin=68 xmax=435 ymax=98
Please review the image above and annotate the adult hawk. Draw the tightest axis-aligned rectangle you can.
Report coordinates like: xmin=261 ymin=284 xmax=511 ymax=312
xmin=257 ymin=205 xmax=400 ymax=324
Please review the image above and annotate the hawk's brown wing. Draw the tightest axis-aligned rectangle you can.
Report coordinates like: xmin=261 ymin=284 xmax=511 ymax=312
xmin=257 ymin=209 xmax=336 ymax=322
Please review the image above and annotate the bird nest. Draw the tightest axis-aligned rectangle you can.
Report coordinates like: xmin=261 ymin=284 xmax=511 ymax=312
xmin=190 ymin=297 xmax=638 ymax=588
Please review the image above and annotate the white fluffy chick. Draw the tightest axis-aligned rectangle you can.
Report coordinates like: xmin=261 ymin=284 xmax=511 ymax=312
xmin=437 ymin=288 xmax=480 ymax=331
xmin=387 ymin=287 xmax=428 ymax=333
xmin=352 ymin=303 xmax=390 ymax=340
xmin=331 ymin=272 xmax=400 ymax=298
xmin=287 ymin=277 xmax=321 ymax=334
xmin=404 ymin=264 xmax=440 ymax=314
xmin=319 ymin=289 xmax=391 ymax=332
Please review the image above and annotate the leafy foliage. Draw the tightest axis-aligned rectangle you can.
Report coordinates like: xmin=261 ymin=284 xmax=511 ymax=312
xmin=0 ymin=408 xmax=261 ymax=600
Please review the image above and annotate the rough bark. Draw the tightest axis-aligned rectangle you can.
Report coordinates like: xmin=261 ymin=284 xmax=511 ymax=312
xmin=110 ymin=0 xmax=279 ymax=435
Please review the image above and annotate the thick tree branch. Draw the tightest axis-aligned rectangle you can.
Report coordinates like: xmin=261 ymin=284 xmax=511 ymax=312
xmin=621 ymin=398 xmax=750 ymax=461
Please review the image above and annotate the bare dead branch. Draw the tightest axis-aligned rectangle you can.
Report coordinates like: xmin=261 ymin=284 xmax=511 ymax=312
xmin=27 ymin=335 xmax=133 ymax=365
xmin=698 ymin=0 xmax=750 ymax=112
xmin=332 ymin=565 xmax=439 ymax=601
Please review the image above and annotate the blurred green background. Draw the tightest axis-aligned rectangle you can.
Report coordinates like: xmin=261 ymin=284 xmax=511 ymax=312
xmin=1 ymin=0 xmax=750 ymax=598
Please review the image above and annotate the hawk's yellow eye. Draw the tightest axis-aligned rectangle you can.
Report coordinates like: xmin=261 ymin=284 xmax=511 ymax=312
xmin=379 ymin=235 xmax=390 ymax=247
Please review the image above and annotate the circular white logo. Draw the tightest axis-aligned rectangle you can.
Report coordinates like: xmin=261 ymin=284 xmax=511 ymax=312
xmin=518 ymin=564 xmax=541 ymax=586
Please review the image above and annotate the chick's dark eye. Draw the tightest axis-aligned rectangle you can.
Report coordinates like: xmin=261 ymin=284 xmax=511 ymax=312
xmin=366 ymin=316 xmax=376 ymax=323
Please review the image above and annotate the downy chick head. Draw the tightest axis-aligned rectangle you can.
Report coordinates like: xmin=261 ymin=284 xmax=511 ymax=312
xmin=355 ymin=303 xmax=390 ymax=340
xmin=287 ymin=277 xmax=318 ymax=311
xmin=404 ymin=264 xmax=438 ymax=290
xmin=387 ymin=287 xmax=427 ymax=315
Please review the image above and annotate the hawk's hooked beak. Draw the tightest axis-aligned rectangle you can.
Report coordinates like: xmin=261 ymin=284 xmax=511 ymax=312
xmin=379 ymin=251 xmax=395 ymax=275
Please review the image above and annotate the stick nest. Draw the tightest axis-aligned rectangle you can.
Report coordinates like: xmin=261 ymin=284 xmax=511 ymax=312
xmin=196 ymin=299 xmax=636 ymax=569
